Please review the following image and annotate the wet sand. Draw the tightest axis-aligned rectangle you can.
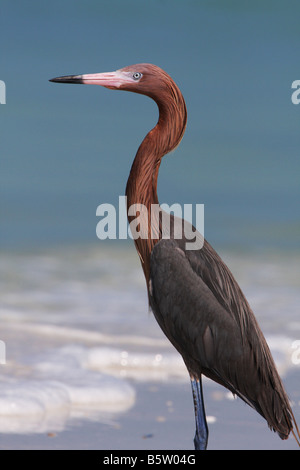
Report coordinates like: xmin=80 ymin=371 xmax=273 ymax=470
xmin=0 ymin=374 xmax=299 ymax=450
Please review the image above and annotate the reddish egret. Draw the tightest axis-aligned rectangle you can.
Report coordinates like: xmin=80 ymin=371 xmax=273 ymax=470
xmin=50 ymin=64 xmax=300 ymax=450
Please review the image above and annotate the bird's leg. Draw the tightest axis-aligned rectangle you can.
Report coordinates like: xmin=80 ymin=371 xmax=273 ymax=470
xmin=190 ymin=376 xmax=208 ymax=450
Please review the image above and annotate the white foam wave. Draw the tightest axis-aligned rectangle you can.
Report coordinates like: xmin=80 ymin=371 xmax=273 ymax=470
xmin=65 ymin=345 xmax=187 ymax=381
xmin=4 ymin=322 xmax=169 ymax=348
xmin=0 ymin=345 xmax=136 ymax=434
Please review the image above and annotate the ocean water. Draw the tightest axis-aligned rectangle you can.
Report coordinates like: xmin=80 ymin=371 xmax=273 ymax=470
xmin=1 ymin=0 xmax=300 ymax=437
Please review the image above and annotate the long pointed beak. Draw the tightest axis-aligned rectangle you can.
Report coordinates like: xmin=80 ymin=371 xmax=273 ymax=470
xmin=49 ymin=71 xmax=129 ymax=89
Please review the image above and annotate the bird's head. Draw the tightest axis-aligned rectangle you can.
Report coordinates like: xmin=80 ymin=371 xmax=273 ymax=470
xmin=50 ymin=63 xmax=179 ymax=104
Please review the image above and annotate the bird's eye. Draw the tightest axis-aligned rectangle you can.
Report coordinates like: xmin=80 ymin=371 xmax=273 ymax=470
xmin=133 ymin=72 xmax=142 ymax=80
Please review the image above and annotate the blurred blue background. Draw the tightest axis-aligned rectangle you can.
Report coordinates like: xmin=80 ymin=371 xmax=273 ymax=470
xmin=1 ymin=0 xmax=299 ymax=252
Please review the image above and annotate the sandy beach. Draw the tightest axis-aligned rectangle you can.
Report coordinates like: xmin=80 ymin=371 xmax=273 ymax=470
xmin=0 ymin=247 xmax=299 ymax=451
xmin=1 ymin=374 xmax=299 ymax=451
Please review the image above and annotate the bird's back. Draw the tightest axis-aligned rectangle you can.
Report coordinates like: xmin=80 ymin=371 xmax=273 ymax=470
xmin=149 ymin=236 xmax=298 ymax=441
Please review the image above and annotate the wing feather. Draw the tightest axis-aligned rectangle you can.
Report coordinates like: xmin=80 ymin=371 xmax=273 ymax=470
xmin=149 ymin=238 xmax=294 ymax=439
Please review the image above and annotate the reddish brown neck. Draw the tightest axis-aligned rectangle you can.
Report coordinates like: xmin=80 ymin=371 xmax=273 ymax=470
xmin=126 ymin=85 xmax=187 ymax=286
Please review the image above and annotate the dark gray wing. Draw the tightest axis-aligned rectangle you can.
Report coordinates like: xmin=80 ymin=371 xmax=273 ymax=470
xmin=149 ymin=238 xmax=293 ymax=438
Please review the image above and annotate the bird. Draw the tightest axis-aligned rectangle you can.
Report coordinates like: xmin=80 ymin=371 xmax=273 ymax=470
xmin=50 ymin=64 xmax=300 ymax=450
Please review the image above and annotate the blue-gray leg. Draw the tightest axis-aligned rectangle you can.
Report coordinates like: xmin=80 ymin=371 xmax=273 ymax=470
xmin=191 ymin=377 xmax=208 ymax=450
